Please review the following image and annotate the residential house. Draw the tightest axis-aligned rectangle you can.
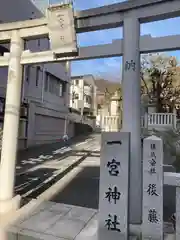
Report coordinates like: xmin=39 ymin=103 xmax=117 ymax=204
xmin=70 ymin=75 xmax=97 ymax=117
xmin=95 ymin=79 xmax=122 ymax=130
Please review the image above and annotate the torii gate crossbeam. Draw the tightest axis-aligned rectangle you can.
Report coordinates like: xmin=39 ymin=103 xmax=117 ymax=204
xmin=0 ymin=0 xmax=179 ymax=225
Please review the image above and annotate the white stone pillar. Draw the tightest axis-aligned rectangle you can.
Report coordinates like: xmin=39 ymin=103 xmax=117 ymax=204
xmin=122 ymin=16 xmax=141 ymax=223
xmin=0 ymin=31 xmax=23 ymax=214
xmin=98 ymin=132 xmax=130 ymax=239
xmin=142 ymin=136 xmax=163 ymax=239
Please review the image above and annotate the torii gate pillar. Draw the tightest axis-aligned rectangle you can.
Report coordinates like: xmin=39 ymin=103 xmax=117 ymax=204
xmin=122 ymin=16 xmax=142 ymax=223
xmin=0 ymin=3 xmax=78 ymax=215
xmin=0 ymin=31 xmax=23 ymax=214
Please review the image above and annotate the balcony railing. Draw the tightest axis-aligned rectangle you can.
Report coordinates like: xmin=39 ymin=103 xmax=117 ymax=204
xmin=84 ymin=85 xmax=92 ymax=96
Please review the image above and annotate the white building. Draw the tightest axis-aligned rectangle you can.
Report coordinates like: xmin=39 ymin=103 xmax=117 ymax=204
xmin=70 ymin=75 xmax=97 ymax=117
xmin=0 ymin=0 xmax=75 ymax=148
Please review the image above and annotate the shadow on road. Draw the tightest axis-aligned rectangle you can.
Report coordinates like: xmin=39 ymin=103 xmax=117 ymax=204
xmin=16 ymin=150 xmax=98 ymax=206
xmin=52 ymin=166 xmax=100 ymax=209
xmin=15 ymin=135 xmax=96 ymax=175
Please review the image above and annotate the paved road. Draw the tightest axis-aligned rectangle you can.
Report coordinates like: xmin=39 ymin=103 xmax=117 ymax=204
xmin=16 ymin=134 xmax=92 ymax=175
xmin=52 ymin=153 xmax=100 ymax=209
xmin=15 ymin=134 xmax=100 ymax=204
xmin=15 ymin=133 xmax=175 ymax=222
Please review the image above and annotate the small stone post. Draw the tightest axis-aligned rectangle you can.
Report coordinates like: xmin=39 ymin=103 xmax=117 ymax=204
xmin=142 ymin=135 xmax=163 ymax=239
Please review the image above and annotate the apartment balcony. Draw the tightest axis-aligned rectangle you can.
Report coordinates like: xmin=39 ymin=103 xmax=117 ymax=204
xmin=70 ymin=99 xmax=79 ymax=110
xmin=84 ymin=102 xmax=91 ymax=109
xmin=84 ymin=85 xmax=92 ymax=96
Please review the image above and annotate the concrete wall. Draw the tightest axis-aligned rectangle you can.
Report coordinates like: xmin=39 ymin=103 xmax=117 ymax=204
xmin=68 ymin=121 xmax=75 ymax=138
xmin=74 ymin=122 xmax=93 ymax=136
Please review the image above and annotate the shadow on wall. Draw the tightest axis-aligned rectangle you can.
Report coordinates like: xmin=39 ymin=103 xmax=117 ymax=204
xmin=74 ymin=123 xmax=93 ymax=136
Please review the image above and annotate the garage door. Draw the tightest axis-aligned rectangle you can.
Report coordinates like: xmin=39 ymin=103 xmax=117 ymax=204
xmin=34 ymin=114 xmax=65 ymax=144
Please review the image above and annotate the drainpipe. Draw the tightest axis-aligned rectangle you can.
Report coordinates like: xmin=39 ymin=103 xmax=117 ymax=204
xmin=41 ymin=65 xmax=45 ymax=103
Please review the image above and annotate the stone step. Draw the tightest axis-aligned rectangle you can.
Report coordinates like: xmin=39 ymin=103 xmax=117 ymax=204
xmin=7 ymin=201 xmax=138 ymax=240
xmin=7 ymin=201 xmax=175 ymax=240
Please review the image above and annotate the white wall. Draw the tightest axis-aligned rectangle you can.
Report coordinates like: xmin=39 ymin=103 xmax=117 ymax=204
xmin=110 ymin=100 xmax=119 ymax=115
xmin=70 ymin=75 xmax=97 ymax=114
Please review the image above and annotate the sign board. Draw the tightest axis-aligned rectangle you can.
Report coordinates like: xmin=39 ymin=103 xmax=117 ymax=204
xmin=98 ymin=132 xmax=130 ymax=240
xmin=78 ymin=99 xmax=84 ymax=109
xmin=46 ymin=3 xmax=78 ymax=57
xmin=142 ymin=135 xmax=163 ymax=239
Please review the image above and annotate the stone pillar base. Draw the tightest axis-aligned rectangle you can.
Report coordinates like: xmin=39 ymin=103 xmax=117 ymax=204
xmin=0 ymin=195 xmax=21 ymax=215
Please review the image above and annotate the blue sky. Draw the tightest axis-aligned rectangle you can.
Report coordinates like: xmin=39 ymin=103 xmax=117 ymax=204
xmin=48 ymin=0 xmax=180 ymax=81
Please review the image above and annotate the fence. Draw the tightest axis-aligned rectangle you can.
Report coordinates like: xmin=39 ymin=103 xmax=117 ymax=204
xmin=141 ymin=113 xmax=177 ymax=130
xmin=101 ymin=113 xmax=177 ymax=132
xmin=101 ymin=115 xmax=122 ymax=132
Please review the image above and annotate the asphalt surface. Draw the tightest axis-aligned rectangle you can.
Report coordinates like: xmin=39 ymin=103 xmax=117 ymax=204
xmin=15 ymin=134 xmax=100 ymax=205
xmin=16 ymin=134 xmax=92 ymax=174
xmin=52 ymin=159 xmax=100 ymax=209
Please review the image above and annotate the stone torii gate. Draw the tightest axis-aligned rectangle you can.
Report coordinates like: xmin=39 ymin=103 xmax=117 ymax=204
xmin=0 ymin=0 xmax=180 ymax=225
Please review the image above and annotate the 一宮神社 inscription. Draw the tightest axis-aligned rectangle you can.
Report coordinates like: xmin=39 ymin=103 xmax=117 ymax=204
xmin=142 ymin=135 xmax=163 ymax=239
xmin=98 ymin=132 xmax=130 ymax=240
xmin=46 ymin=3 xmax=78 ymax=56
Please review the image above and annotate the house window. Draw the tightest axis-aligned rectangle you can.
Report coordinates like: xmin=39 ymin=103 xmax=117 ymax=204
xmin=75 ymin=93 xmax=79 ymax=99
xmin=84 ymin=82 xmax=89 ymax=87
xmin=37 ymin=39 xmax=41 ymax=47
xmin=75 ymin=80 xmax=79 ymax=85
xmin=0 ymin=45 xmax=9 ymax=56
xmin=85 ymin=95 xmax=92 ymax=104
xmin=59 ymin=83 xmax=63 ymax=97
xmin=44 ymin=72 xmax=66 ymax=97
